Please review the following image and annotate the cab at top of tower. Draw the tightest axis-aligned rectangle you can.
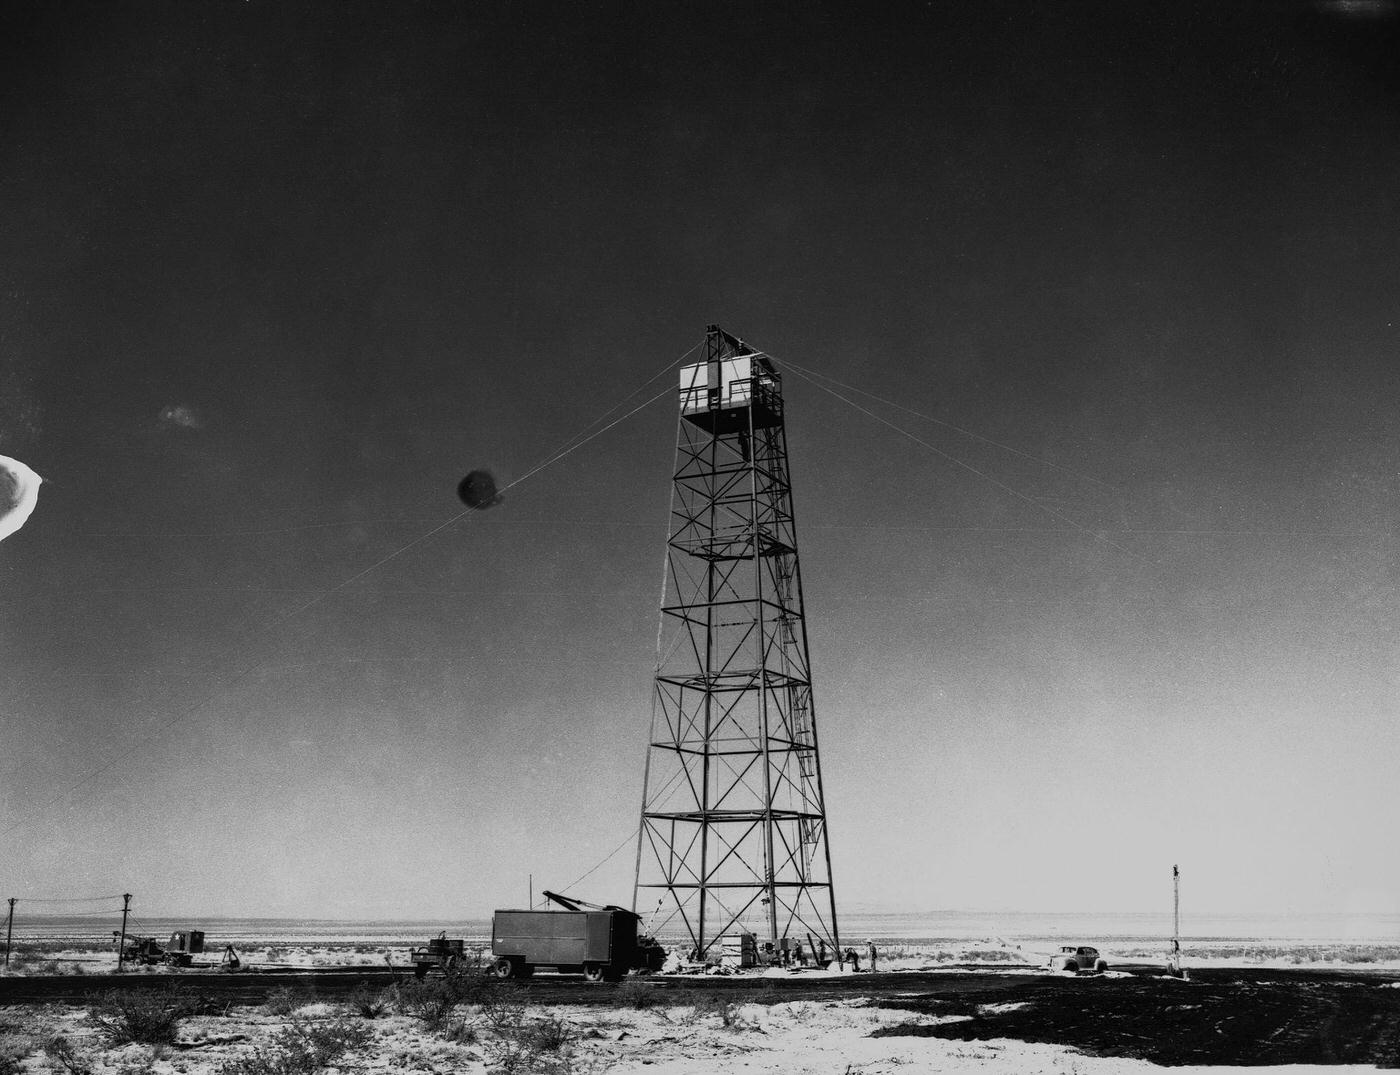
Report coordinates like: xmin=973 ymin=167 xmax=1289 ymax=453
xmin=679 ymin=349 xmax=782 ymax=433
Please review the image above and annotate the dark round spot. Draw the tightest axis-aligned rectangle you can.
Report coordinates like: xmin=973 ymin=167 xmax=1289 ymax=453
xmin=458 ymin=469 xmax=502 ymax=509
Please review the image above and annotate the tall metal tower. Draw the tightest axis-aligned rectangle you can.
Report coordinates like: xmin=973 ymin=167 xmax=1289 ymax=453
xmin=633 ymin=325 xmax=839 ymax=961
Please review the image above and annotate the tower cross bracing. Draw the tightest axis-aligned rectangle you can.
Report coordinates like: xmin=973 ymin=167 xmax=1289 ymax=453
xmin=633 ymin=325 xmax=839 ymax=961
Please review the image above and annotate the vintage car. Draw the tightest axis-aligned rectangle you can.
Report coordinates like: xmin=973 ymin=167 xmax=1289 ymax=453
xmin=1048 ymin=945 xmax=1108 ymax=973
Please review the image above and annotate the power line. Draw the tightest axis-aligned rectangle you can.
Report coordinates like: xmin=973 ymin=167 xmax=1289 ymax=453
xmin=780 ymin=362 xmax=1149 ymax=563
xmin=777 ymin=356 xmax=1119 ymax=490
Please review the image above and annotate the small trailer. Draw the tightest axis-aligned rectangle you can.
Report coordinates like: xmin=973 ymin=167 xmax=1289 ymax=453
xmin=491 ymin=891 xmax=665 ymax=981
xmin=410 ymin=933 xmax=467 ymax=978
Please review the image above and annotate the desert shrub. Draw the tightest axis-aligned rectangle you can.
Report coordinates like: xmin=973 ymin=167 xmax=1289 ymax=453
xmin=343 ymin=981 xmax=389 ymax=1019
xmin=483 ymin=1035 xmax=535 ymax=1075
xmin=689 ymin=991 xmax=744 ymax=1027
xmin=478 ymin=982 xmax=527 ymax=1034
xmin=111 ymin=1046 xmax=167 ymax=1075
xmin=441 ymin=1020 xmax=477 ymax=1044
xmin=216 ymin=1019 xmax=371 ymax=1075
xmin=89 ymin=987 xmax=190 ymax=1046
xmin=523 ymin=1017 xmax=572 ymax=1053
xmin=394 ymin=970 xmax=498 ymax=1026
xmin=616 ymin=978 xmax=655 ymax=1009
xmin=279 ymin=1021 xmax=372 ymax=1065
xmin=43 ymin=1034 xmax=93 ymax=1075
xmin=483 ymin=1033 xmax=586 ymax=1075
xmin=262 ymin=986 xmax=313 ymax=1016
xmin=441 ymin=966 xmax=494 ymax=1005
xmin=482 ymin=1022 xmax=579 ymax=1075
xmin=395 ymin=977 xmax=458 ymax=1030
xmin=0 ymin=1035 xmax=32 ymax=1075
xmin=10 ymin=941 xmax=70 ymax=957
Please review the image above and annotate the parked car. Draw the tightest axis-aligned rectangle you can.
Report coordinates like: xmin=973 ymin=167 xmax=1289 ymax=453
xmin=1048 ymin=945 xmax=1108 ymax=973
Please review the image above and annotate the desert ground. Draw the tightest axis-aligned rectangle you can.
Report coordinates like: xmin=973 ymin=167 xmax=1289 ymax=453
xmin=4 ymin=939 xmax=1400 ymax=1073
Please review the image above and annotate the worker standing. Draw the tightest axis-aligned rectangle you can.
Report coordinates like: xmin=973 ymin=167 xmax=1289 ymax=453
xmin=867 ymin=941 xmax=878 ymax=972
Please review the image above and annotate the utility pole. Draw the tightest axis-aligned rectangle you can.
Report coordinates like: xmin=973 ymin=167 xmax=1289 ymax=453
xmin=4 ymin=898 xmax=13 ymax=968
xmin=1171 ymin=865 xmax=1182 ymax=977
xmin=116 ymin=893 xmax=131 ymax=973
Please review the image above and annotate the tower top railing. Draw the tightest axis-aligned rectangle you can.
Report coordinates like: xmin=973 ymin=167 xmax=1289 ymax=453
xmin=679 ymin=356 xmax=782 ymax=432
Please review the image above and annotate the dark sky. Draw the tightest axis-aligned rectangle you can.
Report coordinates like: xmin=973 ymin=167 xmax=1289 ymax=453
xmin=3 ymin=1 xmax=1399 ymax=920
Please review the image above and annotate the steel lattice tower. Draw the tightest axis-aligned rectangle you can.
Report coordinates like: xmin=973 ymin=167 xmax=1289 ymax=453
xmin=633 ymin=325 xmax=839 ymax=961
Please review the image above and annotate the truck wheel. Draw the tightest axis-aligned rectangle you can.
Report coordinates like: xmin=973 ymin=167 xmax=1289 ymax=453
xmin=583 ymin=963 xmax=604 ymax=982
xmin=1095 ymin=960 xmax=1108 ymax=973
xmin=1064 ymin=961 xmax=1079 ymax=973
xmin=413 ymin=963 xmax=428 ymax=980
xmin=494 ymin=957 xmax=516 ymax=979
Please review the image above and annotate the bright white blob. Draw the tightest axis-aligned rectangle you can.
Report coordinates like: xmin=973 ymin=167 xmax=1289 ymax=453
xmin=0 ymin=454 xmax=44 ymax=541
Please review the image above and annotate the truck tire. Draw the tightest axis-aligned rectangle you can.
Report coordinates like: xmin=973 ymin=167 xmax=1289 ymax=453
xmin=494 ymin=957 xmax=516 ymax=979
xmin=1064 ymin=961 xmax=1079 ymax=973
xmin=583 ymin=963 xmax=604 ymax=982
xmin=1095 ymin=959 xmax=1108 ymax=973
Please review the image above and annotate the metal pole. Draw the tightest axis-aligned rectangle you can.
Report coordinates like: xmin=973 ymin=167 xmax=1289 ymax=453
xmin=4 ymin=898 xmax=14 ymax=968
xmin=1170 ymin=862 xmax=1181 ymax=979
xmin=117 ymin=893 xmax=131 ymax=973
xmin=1173 ymin=865 xmax=1180 ymax=960
xmin=529 ymin=873 xmax=533 ymax=909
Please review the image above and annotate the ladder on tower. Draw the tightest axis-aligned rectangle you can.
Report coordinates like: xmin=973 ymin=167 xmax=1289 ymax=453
xmin=775 ymin=555 xmax=816 ymax=779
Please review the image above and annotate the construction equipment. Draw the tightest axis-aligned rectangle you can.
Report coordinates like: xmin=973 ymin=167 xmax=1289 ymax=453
xmin=165 ymin=930 xmax=205 ymax=967
xmin=489 ymin=891 xmax=665 ymax=981
xmin=410 ymin=932 xmax=467 ymax=978
xmin=120 ymin=935 xmax=167 ymax=966
xmin=118 ymin=929 xmax=210 ymax=968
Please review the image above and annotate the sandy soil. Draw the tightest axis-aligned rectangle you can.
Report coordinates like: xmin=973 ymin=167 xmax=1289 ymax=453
xmin=5 ymin=962 xmax=1400 ymax=1074
xmin=5 ymin=940 xmax=1398 ymax=1072
xmin=0 ymin=992 xmax=1377 ymax=1075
